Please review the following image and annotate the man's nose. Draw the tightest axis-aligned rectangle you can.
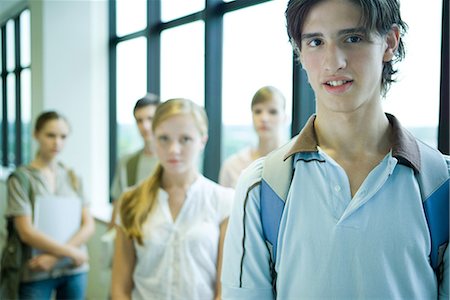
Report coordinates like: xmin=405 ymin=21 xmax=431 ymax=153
xmin=323 ymin=43 xmax=347 ymax=72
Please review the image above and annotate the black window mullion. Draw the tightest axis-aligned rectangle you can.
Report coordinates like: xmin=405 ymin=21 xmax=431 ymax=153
xmin=1 ymin=25 xmax=8 ymax=166
xmin=158 ymin=11 xmax=203 ymax=30
xmin=218 ymin=0 xmax=271 ymax=14
xmin=204 ymin=0 xmax=223 ymax=181
xmin=291 ymin=58 xmax=315 ymax=137
xmin=114 ymin=30 xmax=147 ymax=43
xmin=147 ymin=0 xmax=161 ymax=95
xmin=108 ymin=0 xmax=117 ymax=189
xmin=14 ymin=16 xmax=22 ymax=166
xmin=438 ymin=0 xmax=449 ymax=154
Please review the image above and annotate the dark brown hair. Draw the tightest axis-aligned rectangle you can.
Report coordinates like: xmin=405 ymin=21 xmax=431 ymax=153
xmin=133 ymin=93 xmax=161 ymax=115
xmin=34 ymin=111 xmax=78 ymax=189
xmin=286 ymin=0 xmax=408 ymax=96
xmin=34 ymin=111 xmax=69 ymax=133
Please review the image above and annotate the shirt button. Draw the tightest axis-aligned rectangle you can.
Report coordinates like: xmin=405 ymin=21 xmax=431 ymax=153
xmin=334 ymin=185 xmax=341 ymax=192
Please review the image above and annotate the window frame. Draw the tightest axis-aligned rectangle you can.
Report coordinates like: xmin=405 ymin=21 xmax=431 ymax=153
xmin=109 ymin=0 xmax=276 ymax=185
xmin=438 ymin=0 xmax=449 ymax=154
xmin=0 ymin=8 xmax=31 ymax=167
xmin=108 ymin=0 xmax=449 ymax=188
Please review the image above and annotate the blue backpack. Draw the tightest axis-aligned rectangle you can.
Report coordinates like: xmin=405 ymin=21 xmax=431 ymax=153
xmin=260 ymin=138 xmax=450 ymax=293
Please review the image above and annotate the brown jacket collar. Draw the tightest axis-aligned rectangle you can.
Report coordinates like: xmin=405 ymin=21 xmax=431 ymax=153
xmin=283 ymin=113 xmax=421 ymax=172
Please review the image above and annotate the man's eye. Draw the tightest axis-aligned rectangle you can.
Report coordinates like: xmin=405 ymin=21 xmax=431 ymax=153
xmin=308 ymin=39 xmax=322 ymax=47
xmin=346 ymin=36 xmax=362 ymax=43
xmin=158 ymin=136 xmax=169 ymax=142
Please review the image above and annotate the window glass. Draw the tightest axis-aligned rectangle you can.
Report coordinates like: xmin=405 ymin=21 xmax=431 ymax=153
xmin=161 ymin=0 xmax=204 ymax=22
xmin=7 ymin=73 xmax=15 ymax=166
xmin=116 ymin=0 xmax=147 ymax=37
xmin=222 ymin=0 xmax=292 ymax=161
xmin=383 ymin=2 xmax=442 ymax=148
xmin=21 ymin=68 xmax=31 ymax=163
xmin=6 ymin=20 xmax=15 ymax=72
xmin=116 ymin=37 xmax=147 ymax=158
xmin=160 ymin=21 xmax=205 ymax=107
xmin=20 ymin=9 xmax=31 ymax=67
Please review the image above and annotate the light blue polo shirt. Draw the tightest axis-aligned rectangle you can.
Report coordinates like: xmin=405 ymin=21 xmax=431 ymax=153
xmin=222 ymin=114 xmax=448 ymax=299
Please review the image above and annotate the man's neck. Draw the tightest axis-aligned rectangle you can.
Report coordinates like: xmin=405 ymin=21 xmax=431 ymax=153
xmin=142 ymin=142 xmax=154 ymax=156
xmin=314 ymin=108 xmax=392 ymax=159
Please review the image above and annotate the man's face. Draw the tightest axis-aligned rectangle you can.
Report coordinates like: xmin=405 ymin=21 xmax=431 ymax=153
xmin=135 ymin=105 xmax=157 ymax=143
xmin=299 ymin=0 xmax=397 ymax=115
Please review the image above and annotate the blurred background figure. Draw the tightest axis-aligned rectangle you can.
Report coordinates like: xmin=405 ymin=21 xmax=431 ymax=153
xmin=112 ymin=98 xmax=234 ymax=300
xmin=219 ymin=86 xmax=287 ymax=188
xmin=2 ymin=111 xmax=94 ymax=300
xmin=109 ymin=93 xmax=161 ymax=228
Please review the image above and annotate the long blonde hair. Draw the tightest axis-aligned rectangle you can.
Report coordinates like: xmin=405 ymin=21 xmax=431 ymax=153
xmin=119 ymin=98 xmax=208 ymax=244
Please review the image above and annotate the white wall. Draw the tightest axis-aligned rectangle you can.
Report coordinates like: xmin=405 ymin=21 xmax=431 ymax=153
xmin=29 ymin=0 xmax=109 ymax=210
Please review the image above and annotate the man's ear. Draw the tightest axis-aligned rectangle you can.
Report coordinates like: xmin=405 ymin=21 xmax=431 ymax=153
xmin=383 ymin=25 xmax=400 ymax=62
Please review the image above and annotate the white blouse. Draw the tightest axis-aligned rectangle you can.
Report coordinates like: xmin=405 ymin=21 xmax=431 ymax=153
xmin=131 ymin=175 xmax=234 ymax=300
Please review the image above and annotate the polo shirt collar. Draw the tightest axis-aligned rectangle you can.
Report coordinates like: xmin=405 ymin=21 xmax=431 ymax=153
xmin=283 ymin=113 xmax=421 ymax=172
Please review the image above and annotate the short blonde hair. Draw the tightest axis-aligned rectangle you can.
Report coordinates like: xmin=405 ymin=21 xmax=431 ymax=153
xmin=251 ymin=86 xmax=286 ymax=110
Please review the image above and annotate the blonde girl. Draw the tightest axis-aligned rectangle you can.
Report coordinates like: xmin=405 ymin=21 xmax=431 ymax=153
xmin=112 ymin=99 xmax=234 ymax=300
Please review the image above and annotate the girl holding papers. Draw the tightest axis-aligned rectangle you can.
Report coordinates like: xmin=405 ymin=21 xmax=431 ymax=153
xmin=4 ymin=111 xmax=94 ymax=300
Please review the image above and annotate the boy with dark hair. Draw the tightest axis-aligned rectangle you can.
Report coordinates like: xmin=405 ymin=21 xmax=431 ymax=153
xmin=109 ymin=93 xmax=160 ymax=228
xmin=221 ymin=0 xmax=449 ymax=299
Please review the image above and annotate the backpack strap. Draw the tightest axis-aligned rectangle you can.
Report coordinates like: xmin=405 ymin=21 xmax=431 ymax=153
xmin=1 ymin=168 xmax=34 ymax=300
xmin=260 ymin=140 xmax=296 ymax=259
xmin=57 ymin=162 xmax=80 ymax=192
xmin=260 ymin=138 xmax=450 ymax=292
xmin=10 ymin=168 xmax=35 ymax=216
xmin=415 ymin=141 xmax=449 ymax=280
xmin=260 ymin=138 xmax=297 ymax=295
xmin=126 ymin=150 xmax=142 ymax=186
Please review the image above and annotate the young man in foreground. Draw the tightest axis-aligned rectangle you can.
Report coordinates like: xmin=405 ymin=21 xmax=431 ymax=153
xmin=221 ymin=0 xmax=449 ymax=298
